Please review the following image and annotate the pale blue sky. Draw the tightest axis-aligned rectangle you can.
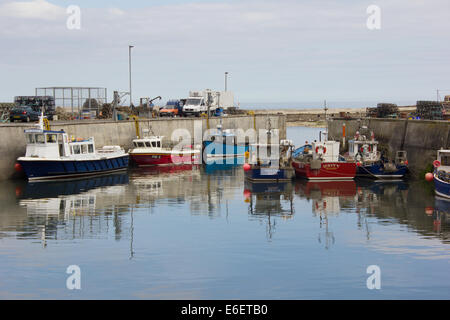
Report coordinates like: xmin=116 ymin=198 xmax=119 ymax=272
xmin=1 ymin=0 xmax=449 ymax=106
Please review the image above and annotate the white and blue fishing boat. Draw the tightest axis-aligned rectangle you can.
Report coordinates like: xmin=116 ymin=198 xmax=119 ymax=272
xmin=16 ymin=116 xmax=129 ymax=181
xmin=203 ymin=123 xmax=249 ymax=164
xmin=244 ymin=120 xmax=295 ymax=182
xmin=348 ymin=131 xmax=408 ymax=179
xmin=433 ymin=149 xmax=450 ymax=199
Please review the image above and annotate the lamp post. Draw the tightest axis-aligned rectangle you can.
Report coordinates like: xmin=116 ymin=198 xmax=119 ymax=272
xmin=224 ymin=72 xmax=228 ymax=91
xmin=129 ymin=45 xmax=134 ymax=107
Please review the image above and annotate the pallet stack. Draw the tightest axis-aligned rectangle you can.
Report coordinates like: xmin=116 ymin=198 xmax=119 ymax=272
xmin=416 ymin=101 xmax=444 ymax=120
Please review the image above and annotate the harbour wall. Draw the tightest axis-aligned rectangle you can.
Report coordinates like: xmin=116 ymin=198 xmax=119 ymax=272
xmin=0 ymin=114 xmax=286 ymax=180
xmin=328 ymin=118 xmax=450 ymax=176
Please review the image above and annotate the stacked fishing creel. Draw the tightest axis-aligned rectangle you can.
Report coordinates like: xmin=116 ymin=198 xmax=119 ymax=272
xmin=366 ymin=107 xmax=378 ymax=118
xmin=376 ymin=103 xmax=398 ymax=118
xmin=416 ymin=101 xmax=444 ymax=120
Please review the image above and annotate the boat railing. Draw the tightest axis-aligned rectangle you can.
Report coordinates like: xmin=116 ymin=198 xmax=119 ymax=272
xmin=97 ymin=146 xmax=123 ymax=154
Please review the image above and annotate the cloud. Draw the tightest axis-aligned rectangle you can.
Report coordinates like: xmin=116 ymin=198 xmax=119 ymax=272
xmin=0 ymin=0 xmax=449 ymax=102
xmin=0 ymin=0 xmax=65 ymax=20
xmin=107 ymin=7 xmax=125 ymax=16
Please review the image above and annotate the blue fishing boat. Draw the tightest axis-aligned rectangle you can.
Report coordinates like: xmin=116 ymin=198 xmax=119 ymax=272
xmin=16 ymin=117 xmax=129 ymax=181
xmin=348 ymin=130 xmax=408 ymax=179
xmin=203 ymin=123 xmax=248 ymax=164
xmin=433 ymin=149 xmax=450 ymax=199
xmin=244 ymin=120 xmax=295 ymax=182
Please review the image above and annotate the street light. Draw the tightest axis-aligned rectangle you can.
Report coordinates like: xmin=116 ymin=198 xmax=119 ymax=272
xmin=224 ymin=72 xmax=229 ymax=91
xmin=129 ymin=45 xmax=134 ymax=107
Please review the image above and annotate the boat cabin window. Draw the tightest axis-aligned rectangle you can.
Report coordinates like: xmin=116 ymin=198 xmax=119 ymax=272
xmin=137 ymin=142 xmax=145 ymax=147
xmin=441 ymin=154 xmax=450 ymax=166
xmin=157 ymin=141 xmax=161 ymax=147
xmin=72 ymin=145 xmax=81 ymax=154
xmin=35 ymin=134 xmax=45 ymax=144
xmin=81 ymin=144 xmax=87 ymax=154
xmin=46 ymin=134 xmax=57 ymax=143
xmin=27 ymin=134 xmax=35 ymax=144
xmin=145 ymin=142 xmax=151 ymax=147
xmin=88 ymin=144 xmax=94 ymax=153
xmin=151 ymin=141 xmax=156 ymax=147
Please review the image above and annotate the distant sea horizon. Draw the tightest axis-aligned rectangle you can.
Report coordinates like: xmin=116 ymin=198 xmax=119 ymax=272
xmin=238 ymin=100 xmax=416 ymax=110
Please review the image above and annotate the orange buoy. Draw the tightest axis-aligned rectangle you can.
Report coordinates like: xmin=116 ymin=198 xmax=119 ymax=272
xmin=15 ymin=186 xmax=23 ymax=197
xmin=425 ymin=172 xmax=434 ymax=182
xmin=425 ymin=207 xmax=433 ymax=216
xmin=243 ymin=189 xmax=252 ymax=198
xmin=243 ymin=163 xmax=251 ymax=171
xmin=14 ymin=163 xmax=22 ymax=172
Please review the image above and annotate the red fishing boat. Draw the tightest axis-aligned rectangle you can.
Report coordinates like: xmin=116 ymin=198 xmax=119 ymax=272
xmin=129 ymin=135 xmax=200 ymax=166
xmin=292 ymin=132 xmax=356 ymax=181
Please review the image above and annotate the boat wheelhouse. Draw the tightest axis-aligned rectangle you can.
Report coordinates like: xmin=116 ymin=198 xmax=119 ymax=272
xmin=348 ymin=131 xmax=408 ymax=179
xmin=434 ymin=149 xmax=450 ymax=199
xmin=16 ymin=126 xmax=129 ymax=181
xmin=129 ymin=135 xmax=200 ymax=166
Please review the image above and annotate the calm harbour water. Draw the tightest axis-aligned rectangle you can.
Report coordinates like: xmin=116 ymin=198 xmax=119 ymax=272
xmin=0 ymin=126 xmax=449 ymax=299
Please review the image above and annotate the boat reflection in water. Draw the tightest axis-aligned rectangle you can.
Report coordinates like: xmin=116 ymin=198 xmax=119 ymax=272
xmin=354 ymin=179 xmax=409 ymax=217
xmin=433 ymin=197 xmax=450 ymax=233
xmin=204 ymin=156 xmax=244 ymax=174
xmin=244 ymin=180 xmax=294 ymax=239
xmin=129 ymin=164 xmax=201 ymax=204
xmin=296 ymin=180 xmax=357 ymax=213
xmin=296 ymin=180 xmax=356 ymax=249
xmin=15 ymin=172 xmax=129 ymax=247
xmin=18 ymin=173 xmax=129 ymax=217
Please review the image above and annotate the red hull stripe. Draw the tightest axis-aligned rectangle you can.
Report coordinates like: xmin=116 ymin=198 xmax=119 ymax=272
xmin=292 ymin=161 xmax=356 ymax=180
xmin=130 ymin=153 xmax=198 ymax=166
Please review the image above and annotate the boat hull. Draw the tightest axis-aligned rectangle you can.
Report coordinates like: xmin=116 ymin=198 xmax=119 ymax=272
xmin=245 ymin=166 xmax=294 ymax=182
xmin=356 ymin=163 xmax=408 ymax=179
xmin=18 ymin=155 xmax=129 ymax=181
xmin=434 ymin=175 xmax=450 ymax=199
xmin=292 ymin=160 xmax=356 ymax=180
xmin=203 ymin=141 xmax=249 ymax=163
xmin=130 ymin=152 xmax=199 ymax=166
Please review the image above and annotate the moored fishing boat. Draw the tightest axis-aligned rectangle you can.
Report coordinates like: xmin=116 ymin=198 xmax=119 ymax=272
xmin=243 ymin=121 xmax=295 ymax=182
xmin=348 ymin=130 xmax=408 ymax=179
xmin=203 ymin=123 xmax=249 ymax=164
xmin=129 ymin=135 xmax=200 ymax=166
xmin=16 ymin=117 xmax=128 ymax=181
xmin=433 ymin=149 xmax=450 ymax=199
xmin=291 ymin=131 xmax=356 ymax=180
